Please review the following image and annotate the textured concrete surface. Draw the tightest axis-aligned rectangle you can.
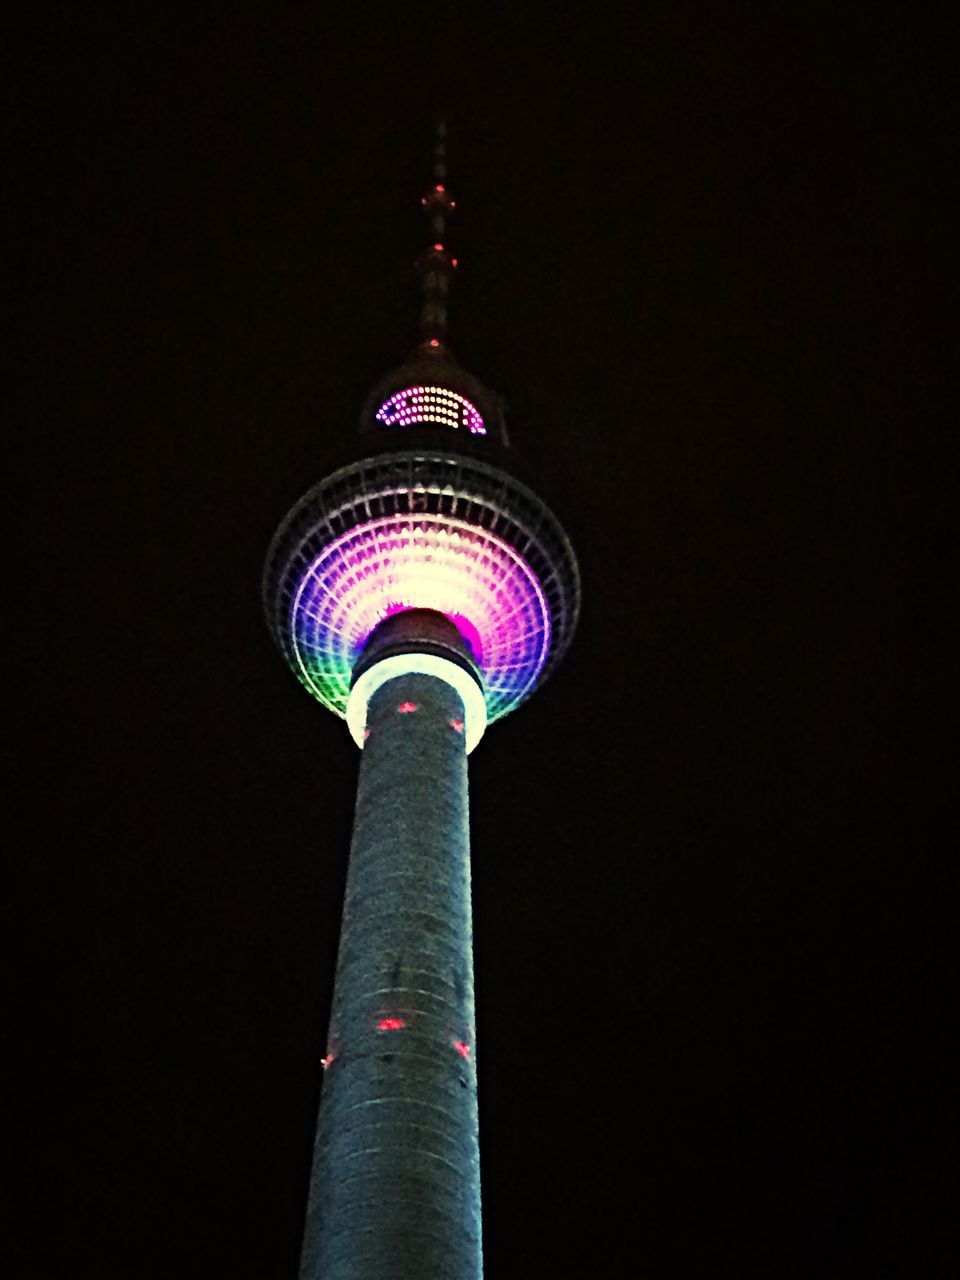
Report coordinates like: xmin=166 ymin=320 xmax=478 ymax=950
xmin=299 ymin=671 xmax=482 ymax=1280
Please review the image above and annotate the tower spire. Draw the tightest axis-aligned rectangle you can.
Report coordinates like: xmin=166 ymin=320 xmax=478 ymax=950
xmin=417 ymin=119 xmax=457 ymax=350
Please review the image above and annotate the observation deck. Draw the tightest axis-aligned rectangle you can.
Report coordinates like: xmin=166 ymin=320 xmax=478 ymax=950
xmin=263 ymin=421 xmax=580 ymax=734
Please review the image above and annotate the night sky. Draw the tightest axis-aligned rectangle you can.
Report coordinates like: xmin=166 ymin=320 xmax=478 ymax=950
xmin=11 ymin=6 xmax=947 ymax=1277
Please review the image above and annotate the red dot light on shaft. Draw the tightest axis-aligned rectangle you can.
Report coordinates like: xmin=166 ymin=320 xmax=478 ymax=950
xmin=377 ymin=1017 xmax=405 ymax=1031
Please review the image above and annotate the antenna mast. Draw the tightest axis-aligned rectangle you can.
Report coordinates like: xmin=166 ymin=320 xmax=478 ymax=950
xmin=417 ymin=120 xmax=458 ymax=350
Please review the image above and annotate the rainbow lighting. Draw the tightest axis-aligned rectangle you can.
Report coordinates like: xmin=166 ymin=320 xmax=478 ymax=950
xmin=375 ymin=384 xmax=486 ymax=434
xmin=264 ymin=449 xmax=578 ymax=739
xmin=263 ymin=123 xmax=580 ymax=1280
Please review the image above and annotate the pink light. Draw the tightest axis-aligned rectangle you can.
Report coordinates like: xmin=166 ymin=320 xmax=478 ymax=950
xmin=377 ymin=1017 xmax=405 ymax=1031
xmin=450 ymin=718 xmax=464 ymax=733
xmin=397 ymin=701 xmax=417 ymax=713
xmin=454 ymin=1041 xmax=471 ymax=1059
xmin=291 ymin=511 xmax=551 ymax=724
xmin=375 ymin=385 xmax=485 ymax=434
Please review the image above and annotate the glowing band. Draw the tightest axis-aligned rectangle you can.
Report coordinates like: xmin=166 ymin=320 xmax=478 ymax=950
xmin=347 ymin=653 xmax=487 ymax=753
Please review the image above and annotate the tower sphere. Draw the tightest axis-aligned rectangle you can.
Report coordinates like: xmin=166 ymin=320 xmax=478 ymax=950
xmin=262 ymin=421 xmax=579 ymax=740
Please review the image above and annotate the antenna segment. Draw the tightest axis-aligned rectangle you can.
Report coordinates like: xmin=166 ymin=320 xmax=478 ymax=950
xmin=417 ymin=120 xmax=458 ymax=348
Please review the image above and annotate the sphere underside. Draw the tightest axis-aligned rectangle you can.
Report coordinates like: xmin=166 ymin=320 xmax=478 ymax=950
xmin=263 ymin=450 xmax=579 ymax=724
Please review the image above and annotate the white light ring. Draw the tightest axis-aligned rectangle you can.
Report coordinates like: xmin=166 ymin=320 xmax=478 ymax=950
xmin=346 ymin=653 xmax=488 ymax=754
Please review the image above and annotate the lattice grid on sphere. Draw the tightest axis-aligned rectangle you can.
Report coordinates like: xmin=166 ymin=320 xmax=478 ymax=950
xmin=263 ymin=449 xmax=579 ymax=725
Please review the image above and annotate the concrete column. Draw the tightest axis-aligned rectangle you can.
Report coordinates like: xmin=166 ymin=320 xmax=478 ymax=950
xmin=299 ymin=669 xmax=482 ymax=1280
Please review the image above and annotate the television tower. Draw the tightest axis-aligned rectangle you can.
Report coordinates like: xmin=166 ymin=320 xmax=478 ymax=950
xmin=263 ymin=124 xmax=580 ymax=1280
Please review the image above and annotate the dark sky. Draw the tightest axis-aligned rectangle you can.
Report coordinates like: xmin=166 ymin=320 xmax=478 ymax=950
xmin=10 ymin=5 xmax=947 ymax=1277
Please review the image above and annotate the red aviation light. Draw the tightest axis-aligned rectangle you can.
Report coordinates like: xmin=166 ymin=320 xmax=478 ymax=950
xmin=377 ymin=1017 xmax=405 ymax=1031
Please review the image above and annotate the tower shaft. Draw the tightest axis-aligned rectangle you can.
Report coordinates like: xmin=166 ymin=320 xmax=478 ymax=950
xmin=300 ymin=672 xmax=482 ymax=1280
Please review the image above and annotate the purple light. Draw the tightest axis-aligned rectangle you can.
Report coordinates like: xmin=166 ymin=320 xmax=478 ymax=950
xmin=375 ymin=385 xmax=486 ymax=435
xmin=290 ymin=513 xmax=551 ymax=724
xmin=266 ymin=449 xmax=580 ymax=735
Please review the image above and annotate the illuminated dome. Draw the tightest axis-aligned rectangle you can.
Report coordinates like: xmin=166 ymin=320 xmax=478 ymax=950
xmin=361 ymin=345 xmax=507 ymax=444
xmin=375 ymin=384 xmax=486 ymax=434
xmin=263 ymin=447 xmax=579 ymax=726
